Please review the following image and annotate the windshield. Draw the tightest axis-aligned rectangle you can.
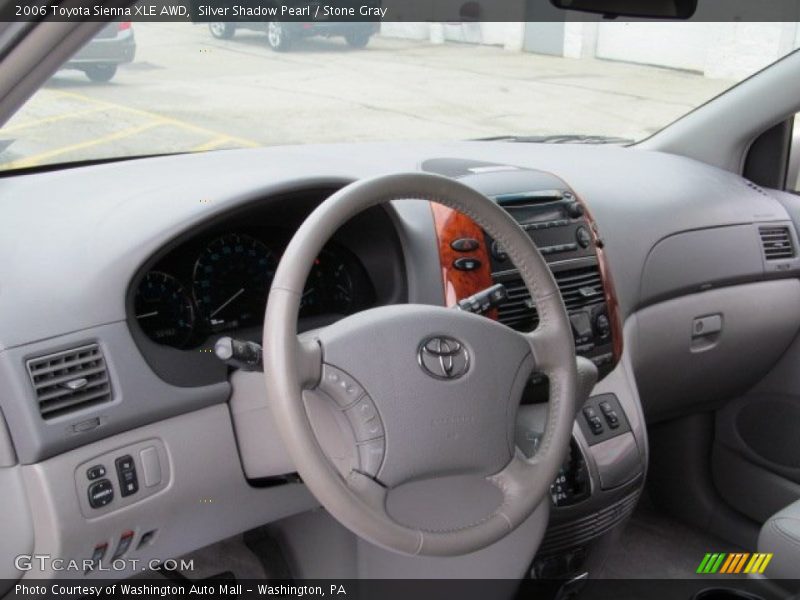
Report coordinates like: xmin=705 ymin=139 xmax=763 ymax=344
xmin=1 ymin=21 xmax=798 ymax=171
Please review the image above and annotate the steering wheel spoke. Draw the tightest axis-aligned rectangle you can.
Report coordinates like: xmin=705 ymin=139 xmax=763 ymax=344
xmin=524 ymin=316 xmax=571 ymax=374
xmin=297 ymin=334 xmax=323 ymax=389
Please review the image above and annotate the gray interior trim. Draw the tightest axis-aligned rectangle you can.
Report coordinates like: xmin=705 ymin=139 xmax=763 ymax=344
xmin=20 ymin=404 xmax=318 ymax=579
xmin=1 ymin=142 xmax=790 ymax=354
xmin=0 ymin=321 xmax=229 ymax=464
xmin=640 ymin=49 xmax=800 ymax=176
xmin=713 ymin=443 xmax=800 ymax=525
xmin=631 ymin=280 xmax=800 ymax=423
xmin=229 ymin=370 xmax=296 ymax=479
xmin=0 ymin=466 xmax=33 ymax=591
xmin=269 ymin=502 xmax=549 ymax=580
xmin=759 ymin=498 xmax=800 ymax=584
xmin=0 ymin=408 xmax=17 ymax=467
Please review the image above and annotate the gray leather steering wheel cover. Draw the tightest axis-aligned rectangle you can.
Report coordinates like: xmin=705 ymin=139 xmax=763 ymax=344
xmin=263 ymin=172 xmax=577 ymax=556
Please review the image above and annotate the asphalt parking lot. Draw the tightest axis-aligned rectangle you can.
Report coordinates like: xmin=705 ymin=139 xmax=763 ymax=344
xmin=0 ymin=23 xmax=736 ymax=171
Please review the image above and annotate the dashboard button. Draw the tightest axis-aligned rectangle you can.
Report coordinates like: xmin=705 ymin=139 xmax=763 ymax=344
xmin=576 ymin=226 xmax=592 ymax=248
xmin=140 ymin=446 xmax=162 ymax=488
xmin=88 ymin=479 xmax=114 ymax=509
xmin=357 ymin=438 xmax=385 ymax=477
xmin=116 ymin=455 xmax=134 ymax=472
xmin=588 ymin=416 xmax=604 ymax=435
xmin=320 ymin=365 xmax=364 ymax=408
xmin=345 ymin=396 xmax=384 ymax=441
xmin=452 ymin=257 xmax=481 ymax=271
xmin=116 ymin=455 xmax=139 ymax=497
xmin=450 ymin=238 xmax=479 ymax=252
xmin=86 ymin=465 xmax=106 ymax=480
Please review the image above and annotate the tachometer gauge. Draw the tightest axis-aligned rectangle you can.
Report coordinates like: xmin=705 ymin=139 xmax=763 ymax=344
xmin=134 ymin=271 xmax=195 ymax=348
xmin=193 ymin=233 xmax=277 ymax=331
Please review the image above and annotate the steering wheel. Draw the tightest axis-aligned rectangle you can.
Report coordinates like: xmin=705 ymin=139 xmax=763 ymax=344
xmin=263 ymin=172 xmax=577 ymax=556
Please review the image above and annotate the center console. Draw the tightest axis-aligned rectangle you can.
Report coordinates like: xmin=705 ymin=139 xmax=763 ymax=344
xmin=424 ymin=158 xmax=622 ymax=376
xmin=424 ymin=158 xmax=646 ymax=578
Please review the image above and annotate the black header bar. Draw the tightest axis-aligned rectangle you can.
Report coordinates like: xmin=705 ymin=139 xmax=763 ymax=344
xmin=3 ymin=0 xmax=800 ymax=22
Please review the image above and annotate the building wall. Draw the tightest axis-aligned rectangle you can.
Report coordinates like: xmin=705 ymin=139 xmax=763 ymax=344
xmin=380 ymin=21 xmax=800 ymax=81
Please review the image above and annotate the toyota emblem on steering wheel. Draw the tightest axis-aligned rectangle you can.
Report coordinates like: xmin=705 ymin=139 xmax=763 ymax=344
xmin=418 ymin=336 xmax=471 ymax=380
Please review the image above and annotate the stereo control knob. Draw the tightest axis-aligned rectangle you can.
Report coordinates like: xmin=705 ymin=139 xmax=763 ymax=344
xmin=566 ymin=201 xmax=584 ymax=219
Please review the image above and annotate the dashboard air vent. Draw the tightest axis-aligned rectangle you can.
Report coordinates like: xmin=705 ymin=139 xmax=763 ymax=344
xmin=759 ymin=226 xmax=794 ymax=261
xmin=27 ymin=344 xmax=112 ymax=419
xmin=497 ymin=264 xmax=604 ymax=331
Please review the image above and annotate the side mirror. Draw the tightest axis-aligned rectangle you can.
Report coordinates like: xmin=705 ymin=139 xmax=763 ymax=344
xmin=550 ymin=0 xmax=697 ymax=19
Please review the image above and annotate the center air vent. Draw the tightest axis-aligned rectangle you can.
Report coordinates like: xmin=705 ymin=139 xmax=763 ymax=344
xmin=759 ymin=226 xmax=795 ymax=261
xmin=497 ymin=265 xmax=605 ymax=331
xmin=27 ymin=344 xmax=112 ymax=419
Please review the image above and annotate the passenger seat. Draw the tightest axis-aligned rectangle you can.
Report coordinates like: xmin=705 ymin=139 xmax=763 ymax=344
xmin=758 ymin=499 xmax=800 ymax=585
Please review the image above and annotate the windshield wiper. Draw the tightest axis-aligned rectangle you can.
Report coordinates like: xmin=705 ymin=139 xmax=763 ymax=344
xmin=475 ymin=134 xmax=634 ymax=145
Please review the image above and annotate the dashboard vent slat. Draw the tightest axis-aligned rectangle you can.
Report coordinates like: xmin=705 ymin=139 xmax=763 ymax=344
xmin=759 ymin=226 xmax=795 ymax=261
xmin=496 ymin=264 xmax=604 ymax=331
xmin=27 ymin=344 xmax=112 ymax=419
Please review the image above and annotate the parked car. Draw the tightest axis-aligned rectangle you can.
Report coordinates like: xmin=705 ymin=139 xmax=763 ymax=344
xmin=208 ymin=20 xmax=378 ymax=51
xmin=62 ymin=21 xmax=135 ymax=82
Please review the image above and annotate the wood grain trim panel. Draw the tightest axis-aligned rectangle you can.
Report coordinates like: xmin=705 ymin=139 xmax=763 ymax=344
xmin=570 ymin=192 xmax=624 ymax=364
xmin=430 ymin=203 xmax=495 ymax=317
xmin=428 ymin=185 xmax=623 ymax=367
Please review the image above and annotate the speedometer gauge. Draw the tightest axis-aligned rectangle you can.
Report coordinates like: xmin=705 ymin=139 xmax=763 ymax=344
xmin=193 ymin=233 xmax=277 ymax=331
xmin=134 ymin=271 xmax=196 ymax=348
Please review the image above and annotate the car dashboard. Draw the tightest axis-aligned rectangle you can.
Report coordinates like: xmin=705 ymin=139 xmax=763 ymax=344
xmin=2 ymin=140 xmax=800 ymax=582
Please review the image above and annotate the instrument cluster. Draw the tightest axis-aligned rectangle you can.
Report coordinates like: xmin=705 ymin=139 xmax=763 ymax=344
xmin=133 ymin=231 xmax=374 ymax=349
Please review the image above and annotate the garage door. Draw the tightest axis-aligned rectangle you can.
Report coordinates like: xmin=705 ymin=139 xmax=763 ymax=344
xmin=596 ymin=22 xmax=713 ymax=72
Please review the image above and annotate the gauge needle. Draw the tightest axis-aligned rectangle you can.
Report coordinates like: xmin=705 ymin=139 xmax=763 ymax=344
xmin=210 ymin=288 xmax=244 ymax=318
xmin=136 ymin=311 xmax=159 ymax=319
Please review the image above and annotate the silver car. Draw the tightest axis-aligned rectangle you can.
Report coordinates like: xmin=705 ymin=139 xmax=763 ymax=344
xmin=62 ymin=21 xmax=136 ymax=82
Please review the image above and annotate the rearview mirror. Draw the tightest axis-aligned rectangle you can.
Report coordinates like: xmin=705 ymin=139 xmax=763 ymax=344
xmin=550 ymin=0 xmax=697 ymax=19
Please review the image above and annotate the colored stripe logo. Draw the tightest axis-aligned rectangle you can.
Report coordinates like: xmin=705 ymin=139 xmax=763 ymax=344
xmin=697 ymin=553 xmax=773 ymax=574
